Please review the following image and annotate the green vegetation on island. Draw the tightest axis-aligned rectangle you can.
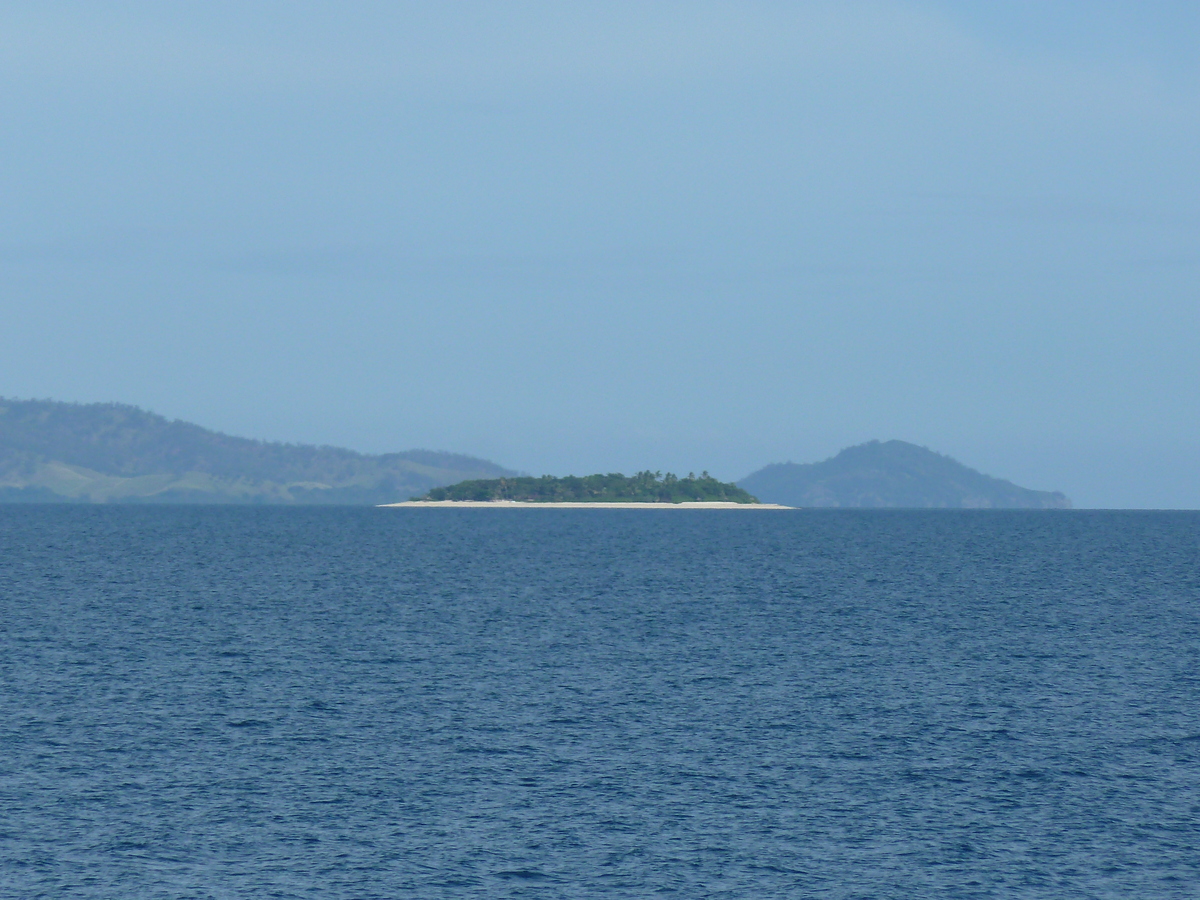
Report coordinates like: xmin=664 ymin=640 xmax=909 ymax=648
xmin=418 ymin=471 xmax=759 ymax=503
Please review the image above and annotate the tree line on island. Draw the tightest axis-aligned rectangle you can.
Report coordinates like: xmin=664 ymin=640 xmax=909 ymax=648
xmin=418 ymin=471 xmax=759 ymax=504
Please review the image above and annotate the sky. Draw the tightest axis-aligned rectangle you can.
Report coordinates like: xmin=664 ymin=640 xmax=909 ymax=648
xmin=1 ymin=1 xmax=1197 ymax=508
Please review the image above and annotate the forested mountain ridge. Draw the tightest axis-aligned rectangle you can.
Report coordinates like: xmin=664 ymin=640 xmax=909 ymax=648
xmin=0 ymin=398 xmax=514 ymax=504
xmin=739 ymin=440 xmax=1070 ymax=509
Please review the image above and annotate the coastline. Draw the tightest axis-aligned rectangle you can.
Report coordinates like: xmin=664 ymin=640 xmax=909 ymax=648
xmin=379 ymin=500 xmax=793 ymax=509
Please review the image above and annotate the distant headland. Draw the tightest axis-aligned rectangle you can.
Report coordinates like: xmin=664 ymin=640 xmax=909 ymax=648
xmin=0 ymin=397 xmax=513 ymax=504
xmin=738 ymin=440 xmax=1071 ymax=509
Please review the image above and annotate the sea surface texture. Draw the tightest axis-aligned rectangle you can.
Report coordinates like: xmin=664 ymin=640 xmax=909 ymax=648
xmin=1 ymin=507 xmax=1197 ymax=899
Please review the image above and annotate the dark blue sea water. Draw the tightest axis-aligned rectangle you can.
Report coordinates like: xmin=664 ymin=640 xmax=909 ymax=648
xmin=1 ymin=507 xmax=1197 ymax=898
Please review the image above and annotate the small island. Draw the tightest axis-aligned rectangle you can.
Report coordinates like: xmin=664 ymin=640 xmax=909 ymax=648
xmin=386 ymin=471 xmax=787 ymax=507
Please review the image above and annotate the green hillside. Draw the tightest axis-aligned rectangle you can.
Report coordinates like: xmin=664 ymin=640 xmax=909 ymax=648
xmin=419 ymin=471 xmax=758 ymax=503
xmin=0 ymin=398 xmax=514 ymax=504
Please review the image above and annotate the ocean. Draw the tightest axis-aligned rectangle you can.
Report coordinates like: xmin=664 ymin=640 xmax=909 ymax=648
xmin=1 ymin=506 xmax=1197 ymax=898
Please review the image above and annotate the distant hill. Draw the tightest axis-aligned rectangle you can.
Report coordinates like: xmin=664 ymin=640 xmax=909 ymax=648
xmin=419 ymin=471 xmax=758 ymax=504
xmin=739 ymin=440 xmax=1070 ymax=509
xmin=0 ymin=398 xmax=514 ymax=504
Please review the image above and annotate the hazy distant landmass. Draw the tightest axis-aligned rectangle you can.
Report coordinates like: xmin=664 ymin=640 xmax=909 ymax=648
xmin=420 ymin=472 xmax=759 ymax=504
xmin=0 ymin=398 xmax=514 ymax=504
xmin=739 ymin=440 xmax=1071 ymax=509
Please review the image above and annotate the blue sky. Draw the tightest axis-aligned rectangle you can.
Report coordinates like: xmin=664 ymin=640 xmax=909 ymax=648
xmin=1 ymin=1 xmax=1196 ymax=506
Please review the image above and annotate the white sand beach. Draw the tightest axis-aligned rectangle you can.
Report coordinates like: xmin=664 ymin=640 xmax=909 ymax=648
xmin=379 ymin=500 xmax=792 ymax=509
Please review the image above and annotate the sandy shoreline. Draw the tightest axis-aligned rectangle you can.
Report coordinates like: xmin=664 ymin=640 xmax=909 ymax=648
xmin=379 ymin=500 xmax=793 ymax=509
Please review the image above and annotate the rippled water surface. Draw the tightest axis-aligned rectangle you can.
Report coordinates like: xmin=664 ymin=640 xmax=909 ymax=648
xmin=1 ymin=507 xmax=1198 ymax=898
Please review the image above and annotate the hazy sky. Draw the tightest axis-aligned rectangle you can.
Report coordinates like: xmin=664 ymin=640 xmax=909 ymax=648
xmin=2 ymin=1 xmax=1197 ymax=507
